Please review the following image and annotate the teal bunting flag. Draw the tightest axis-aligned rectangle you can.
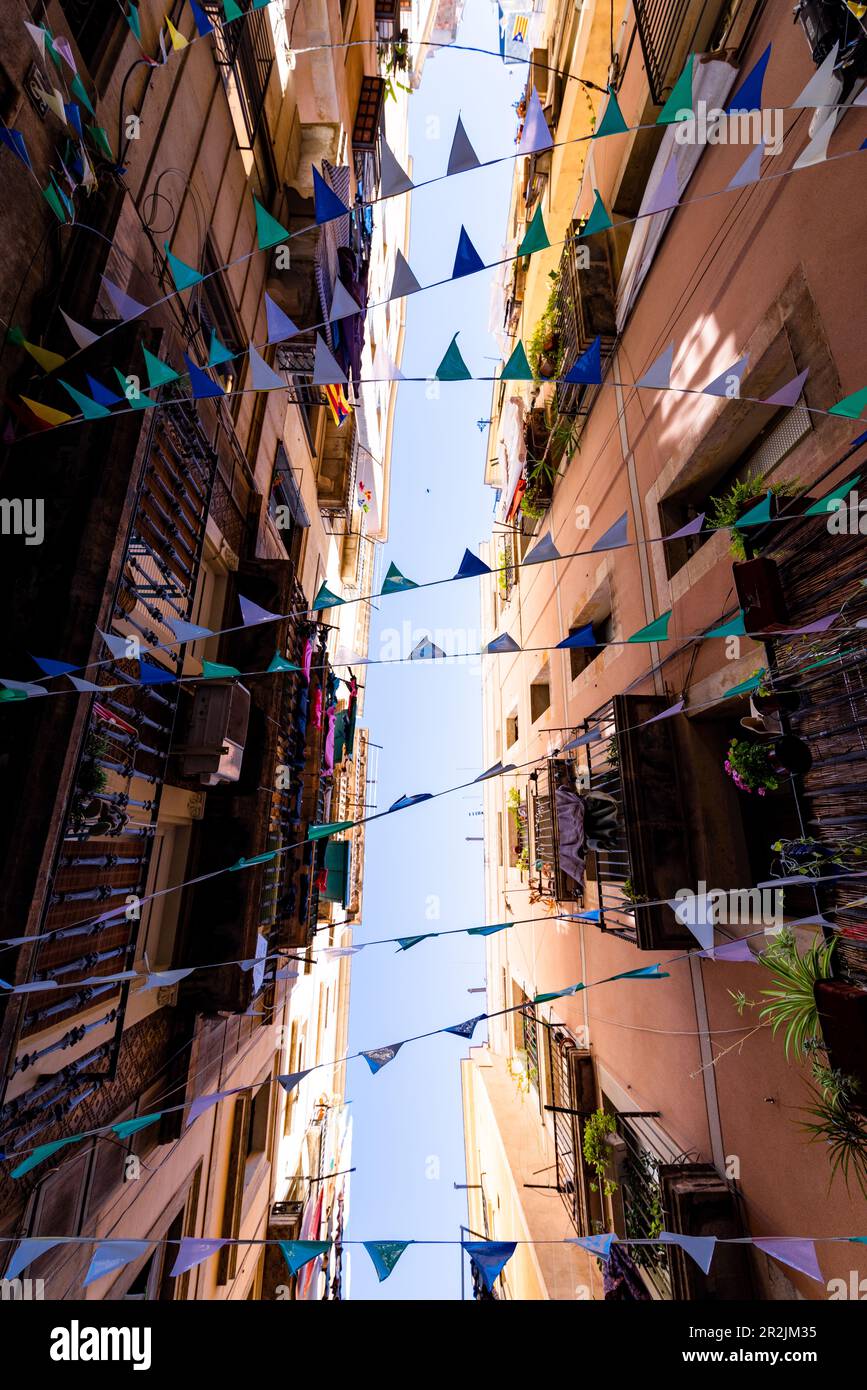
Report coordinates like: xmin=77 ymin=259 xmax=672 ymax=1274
xmin=594 ymin=87 xmax=629 ymax=138
xmin=500 ymin=341 xmax=534 ymax=381
xmin=627 ymin=610 xmax=671 ymax=643
xmin=436 ymin=333 xmax=472 ymax=381
xmin=517 ymin=205 xmax=550 ymax=256
xmin=364 ymin=1241 xmax=412 ymax=1283
xmin=312 ymin=581 xmax=344 ymax=611
xmin=200 ymin=660 xmax=242 ymax=680
xmin=381 ymin=561 xmax=418 ymax=594
xmin=267 ymin=652 xmax=301 ymax=673
xmin=735 ymin=491 xmax=772 ymax=527
xmin=165 ymin=243 xmax=203 ymax=291
xmin=141 ymin=345 xmax=179 ymax=388
xmin=279 ymin=1240 xmax=330 ymax=1276
xmin=657 ymin=56 xmax=694 ymax=124
xmin=580 ymin=189 xmax=613 ymax=237
xmin=254 ymin=195 xmax=289 ymax=250
xmin=59 ymin=380 xmax=110 ymax=420
xmin=705 ymin=611 xmax=746 ymax=638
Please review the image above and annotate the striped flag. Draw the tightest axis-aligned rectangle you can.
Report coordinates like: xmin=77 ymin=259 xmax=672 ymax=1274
xmin=93 ymin=702 xmax=136 ymax=736
xmin=324 ymin=383 xmax=352 ymax=427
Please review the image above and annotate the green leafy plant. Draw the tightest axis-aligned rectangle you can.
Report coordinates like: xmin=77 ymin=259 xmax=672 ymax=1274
xmin=527 ymin=276 xmax=562 ymax=378
xmin=582 ymin=1109 xmax=619 ymax=1197
xmin=801 ymin=1087 xmax=867 ymax=1200
xmin=605 ymin=736 xmax=619 ymax=766
xmin=516 ymin=848 xmax=529 ymax=873
xmin=708 ymin=477 xmax=799 ymax=560
xmin=519 ymin=492 xmax=548 ymax=521
xmin=725 ymin=737 xmax=781 ymax=795
xmin=758 ymin=930 xmax=836 ymax=1060
xmin=620 ymin=878 xmax=646 ymax=905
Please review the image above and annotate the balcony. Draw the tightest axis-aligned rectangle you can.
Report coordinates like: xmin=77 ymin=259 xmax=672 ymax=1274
xmin=552 ymin=221 xmax=617 ymax=428
xmin=582 ymin=696 xmax=697 ymax=949
xmin=317 ymin=414 xmax=360 ymax=535
xmin=528 ymin=760 xmax=585 ymax=904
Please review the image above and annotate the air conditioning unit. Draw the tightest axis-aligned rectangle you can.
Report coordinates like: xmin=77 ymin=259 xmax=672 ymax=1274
xmin=180 ymin=681 xmax=251 ymax=786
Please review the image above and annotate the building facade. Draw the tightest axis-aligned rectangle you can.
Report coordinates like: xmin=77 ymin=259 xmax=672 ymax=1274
xmin=468 ymin=0 xmax=867 ymax=1300
xmin=0 ymin=0 xmax=424 ymax=1299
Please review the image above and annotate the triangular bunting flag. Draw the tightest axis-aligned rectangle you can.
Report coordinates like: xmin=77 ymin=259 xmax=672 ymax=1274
xmin=829 ymin=386 xmax=867 ymax=419
xmin=657 ymin=55 xmax=694 ymax=123
xmin=594 ymin=86 xmax=629 ymax=138
xmin=11 ymin=1136 xmax=84 ymax=1179
xmin=70 ymin=74 xmax=94 ymax=116
xmin=312 ymin=166 xmax=349 ymax=224
xmin=484 ymin=633 xmax=521 ymax=654
xmin=59 ymin=379 xmax=111 ymax=419
xmin=200 ymin=660 xmax=241 ymax=680
xmin=389 ymin=248 xmax=422 ymax=299
xmin=13 ymin=333 xmax=64 ymax=372
xmin=396 ymin=936 xmax=429 ymax=951
xmin=467 ymin=921 xmax=509 ymax=935
xmin=569 ymin=1234 xmax=616 ymax=1259
xmin=20 ymin=396 xmax=71 ymax=427
xmin=239 ymin=594 xmax=280 ymax=626
xmin=0 ymin=126 xmax=32 ymax=169
xmin=361 ymin=1043 xmax=404 ymax=1073
xmin=6 ymin=1238 xmax=65 ymax=1279
xmin=726 ymin=44 xmax=772 ymax=112
xmin=702 ymin=354 xmax=749 ymax=397
xmin=658 ymin=1232 xmax=717 ymax=1274
xmin=462 ymin=1241 xmax=516 ymax=1291
xmin=670 ymin=893 xmax=715 ymax=951
xmin=762 ymin=368 xmax=809 ymax=407
xmin=436 ymin=333 xmax=472 ymax=381
xmin=793 ymin=111 xmax=837 ymax=170
xmin=705 ymin=611 xmax=746 ymax=637
xmin=312 ymin=581 xmax=344 ymax=611
xmin=222 ymin=0 xmax=243 ymax=18
xmin=452 ymin=226 xmax=485 ymax=279
xmin=627 ymin=610 xmax=671 ymax=642
xmin=380 ymin=139 xmax=414 ymax=196
xmin=753 ymin=1239 xmax=823 ymax=1283
xmin=580 ymin=189 xmax=613 ymax=238
xmin=518 ymin=204 xmax=551 ymax=256
xmin=166 ymin=17 xmax=189 ymax=51
xmin=592 ymin=513 xmax=628 ymax=550
xmin=139 ymin=658 xmax=176 ymax=685
xmin=500 ymin=340 xmax=534 ymax=380
xmin=101 ymin=275 xmax=148 ymax=321
xmin=640 ymin=156 xmax=680 ymax=216
xmin=60 ymin=309 xmax=100 ymax=350
xmin=455 ymin=549 xmax=491 ymax=579
xmin=444 ymin=1014 xmax=486 ymax=1037
xmin=556 ymin=624 xmax=595 ymax=648
xmin=249 ymin=343 xmax=286 ymax=391
xmin=165 ymin=242 xmax=202 ymax=291
xmin=312 ymin=333 xmax=347 ymax=386
xmin=87 ymin=374 xmax=123 ymax=406
xmin=166 ymin=618 xmax=213 ymax=643
xmin=388 ymin=793 xmax=433 ymax=811
xmin=329 ymin=279 xmax=362 ymax=321
xmin=364 ymin=1241 xmax=412 ymax=1283
xmin=280 ymin=1240 xmax=330 ymax=1276
xmin=735 ymin=491 xmax=771 ymax=527
xmin=727 ymin=141 xmax=765 ymax=190
xmin=636 ymin=343 xmax=674 ymax=390
xmin=447 ymin=114 xmax=480 ymax=175
xmin=276 ymin=1070 xmax=311 ymax=1095
xmin=170 ymin=1239 xmax=228 ymax=1278
xmin=32 ymin=656 xmax=76 ymax=677
xmin=563 ymin=336 xmax=602 ymax=385
xmin=184 ymin=354 xmax=224 ymax=399
xmin=519 ymin=87 xmax=554 ymax=153
xmin=804 ymin=475 xmax=860 ymax=516
xmin=83 ymin=1245 xmax=150 ymax=1284
xmin=381 ymin=561 xmax=418 ymax=594
xmin=523 ymin=532 xmax=561 ymax=565
xmin=264 ymin=292 xmax=299 ymax=345
xmin=792 ymin=42 xmax=839 ymax=108
xmin=112 ymin=1114 xmax=162 ymax=1138
xmin=142 ymin=345 xmax=179 ymax=388
xmin=208 ymin=328 xmax=235 ymax=366
xmin=190 ymin=0 xmax=214 ymax=35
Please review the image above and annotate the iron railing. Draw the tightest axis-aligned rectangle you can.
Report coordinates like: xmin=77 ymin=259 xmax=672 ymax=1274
xmin=632 ymin=0 xmax=693 ymax=105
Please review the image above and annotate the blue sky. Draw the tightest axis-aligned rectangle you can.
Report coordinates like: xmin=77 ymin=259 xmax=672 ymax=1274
xmin=345 ymin=7 xmax=520 ymax=1300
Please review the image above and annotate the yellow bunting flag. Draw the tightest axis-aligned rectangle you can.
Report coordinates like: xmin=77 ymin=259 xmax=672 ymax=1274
xmin=21 ymin=340 xmax=66 ymax=373
xmin=20 ymin=396 xmax=72 ymax=426
xmin=165 ymin=17 xmax=189 ymax=49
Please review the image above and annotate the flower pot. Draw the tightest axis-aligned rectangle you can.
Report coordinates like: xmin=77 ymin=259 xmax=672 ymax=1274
xmin=538 ymin=353 xmax=558 ymax=379
xmin=753 ymin=690 xmax=803 ymax=715
xmin=814 ymin=979 xmax=867 ymax=1107
xmin=769 ymin=734 xmax=813 ymax=776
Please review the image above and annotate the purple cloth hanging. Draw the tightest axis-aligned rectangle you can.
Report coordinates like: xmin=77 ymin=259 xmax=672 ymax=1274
xmin=554 ymin=785 xmax=586 ymax=885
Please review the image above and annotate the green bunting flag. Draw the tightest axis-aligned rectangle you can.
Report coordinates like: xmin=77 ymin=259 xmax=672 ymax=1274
xmin=165 ymin=243 xmax=203 ymax=291
xmin=736 ymin=491 xmax=772 ymax=527
xmin=594 ymin=87 xmax=629 ymax=138
xmin=71 ymin=74 xmax=95 ymax=116
xmin=312 ymin=581 xmax=344 ymax=611
xmin=705 ymin=611 xmax=746 ymax=638
xmin=627 ymin=610 xmax=671 ymax=643
xmin=381 ymin=561 xmax=418 ymax=594
xmin=267 ymin=652 xmax=301 ymax=673
xmin=804 ymin=474 xmax=860 ymax=515
xmin=500 ymin=341 xmax=534 ymax=381
xmin=436 ymin=333 xmax=472 ymax=381
xmin=254 ymin=195 xmax=289 ymax=250
xmin=88 ymin=125 xmax=114 ymax=159
xmin=222 ymin=0 xmax=243 ymax=20
xmin=829 ymin=386 xmax=867 ymax=419
xmin=141 ymin=345 xmax=179 ymax=388
xmin=113 ymin=369 xmax=157 ymax=409
xmin=364 ymin=1241 xmax=412 ymax=1283
xmin=279 ymin=1241 xmax=330 ymax=1276
xmin=657 ymin=55 xmax=694 ymax=124
xmin=42 ymin=183 xmax=67 ymax=222
xmin=229 ymin=851 xmax=279 ymax=871
xmin=200 ymin=660 xmax=242 ymax=680
xmin=113 ymin=1114 xmax=162 ymax=1139
xmin=580 ymin=189 xmax=613 ymax=238
xmin=208 ymin=329 xmax=234 ymax=367
xmin=59 ymin=380 xmax=111 ymax=420
xmin=126 ymin=4 xmax=142 ymax=41
xmin=517 ymin=204 xmax=550 ymax=256
xmin=308 ymin=821 xmax=355 ymax=841
xmin=724 ymin=671 xmax=765 ymax=698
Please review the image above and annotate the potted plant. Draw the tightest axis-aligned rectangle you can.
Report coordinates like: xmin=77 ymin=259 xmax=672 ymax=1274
xmin=802 ymin=1082 xmax=867 ymax=1199
xmin=758 ymin=929 xmax=835 ymax=1060
xmin=582 ymin=1108 xmax=619 ymax=1197
xmin=709 ymin=478 xmax=801 ymax=561
xmin=724 ymin=738 xmax=782 ymax=795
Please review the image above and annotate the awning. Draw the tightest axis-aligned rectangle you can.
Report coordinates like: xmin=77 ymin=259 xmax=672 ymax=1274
xmin=322 ymin=839 xmax=351 ymax=908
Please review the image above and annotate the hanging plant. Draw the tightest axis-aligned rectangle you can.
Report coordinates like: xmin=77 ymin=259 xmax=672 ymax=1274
xmin=708 ymin=477 xmax=799 ymax=560
xmin=758 ymin=930 xmax=835 ymax=1061
xmin=724 ymin=737 xmax=781 ymax=795
xmin=582 ymin=1108 xmax=619 ymax=1196
xmin=802 ymin=1086 xmax=867 ymax=1200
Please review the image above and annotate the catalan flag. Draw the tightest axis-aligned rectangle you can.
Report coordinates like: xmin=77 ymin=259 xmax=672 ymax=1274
xmin=324 ymin=382 xmax=352 ymax=427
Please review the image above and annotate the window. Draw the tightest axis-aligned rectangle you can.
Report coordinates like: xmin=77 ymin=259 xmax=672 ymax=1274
xmin=506 ymin=712 xmax=519 ymax=748
xmin=60 ymin=0 xmax=125 ymax=81
xmin=195 ymin=242 xmax=245 ymax=413
xmin=570 ymin=612 xmax=613 ymax=679
xmin=530 ymin=671 xmax=550 ymax=723
xmin=205 ymin=2 xmax=277 ymax=202
xmin=270 ymin=443 xmax=310 ymax=570
xmin=245 ymin=1081 xmax=271 ymax=1184
xmin=659 ymin=403 xmax=811 ymax=579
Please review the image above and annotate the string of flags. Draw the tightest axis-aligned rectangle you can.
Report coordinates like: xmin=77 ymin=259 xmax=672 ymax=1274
xmin=3 ymin=465 xmax=861 ymax=704
xmin=3 ymin=886 xmax=861 ymax=1177
xmin=1 ymin=1228 xmax=861 ymax=1289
